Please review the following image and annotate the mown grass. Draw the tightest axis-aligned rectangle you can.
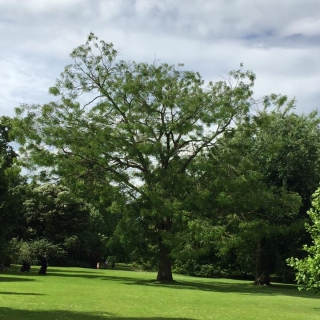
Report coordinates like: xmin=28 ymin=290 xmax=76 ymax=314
xmin=1 ymin=264 xmax=320 ymax=319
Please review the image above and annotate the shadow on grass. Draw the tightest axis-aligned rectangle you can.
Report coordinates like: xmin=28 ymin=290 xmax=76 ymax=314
xmin=0 ymin=292 xmax=45 ymax=295
xmin=98 ymin=275 xmax=320 ymax=299
xmin=0 ymin=276 xmax=35 ymax=282
xmin=40 ymin=268 xmax=108 ymax=278
xmin=43 ymin=268 xmax=106 ymax=275
xmin=3 ymin=268 xmax=320 ymax=300
xmin=45 ymin=271 xmax=320 ymax=299
xmin=0 ymin=308 xmax=193 ymax=320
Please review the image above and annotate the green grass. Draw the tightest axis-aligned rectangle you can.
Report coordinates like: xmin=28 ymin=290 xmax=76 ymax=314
xmin=1 ymin=265 xmax=320 ymax=319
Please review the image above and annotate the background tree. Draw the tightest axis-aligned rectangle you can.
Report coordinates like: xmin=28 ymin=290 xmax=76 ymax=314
xmin=19 ymin=183 xmax=107 ymax=266
xmin=64 ymin=178 xmax=125 ymax=263
xmin=10 ymin=238 xmax=66 ymax=266
xmin=13 ymin=33 xmax=256 ymax=281
xmin=170 ymin=100 xmax=320 ymax=284
xmin=252 ymin=101 xmax=320 ymax=213
xmin=177 ymin=131 xmax=301 ymax=284
xmin=0 ymin=116 xmax=25 ymax=265
xmin=248 ymin=103 xmax=320 ymax=282
xmin=203 ymin=101 xmax=320 ymax=284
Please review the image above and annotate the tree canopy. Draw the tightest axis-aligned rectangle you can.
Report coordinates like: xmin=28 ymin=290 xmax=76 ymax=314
xmin=13 ymin=33 xmax=256 ymax=281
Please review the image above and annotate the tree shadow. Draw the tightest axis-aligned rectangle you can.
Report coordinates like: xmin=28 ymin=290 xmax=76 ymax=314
xmin=43 ymin=268 xmax=106 ymax=275
xmin=3 ymin=267 xmax=320 ymax=300
xmin=0 ymin=276 xmax=35 ymax=282
xmin=45 ymin=269 xmax=320 ymax=299
xmin=0 ymin=292 xmax=45 ymax=295
xmin=0 ymin=308 xmax=193 ymax=320
xmin=99 ymin=274 xmax=320 ymax=299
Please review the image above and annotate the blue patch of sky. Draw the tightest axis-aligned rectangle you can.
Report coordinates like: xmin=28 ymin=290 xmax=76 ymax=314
xmin=242 ymin=29 xmax=276 ymax=41
xmin=0 ymin=17 xmax=15 ymax=24
xmin=242 ymin=30 xmax=320 ymax=48
xmin=281 ymin=34 xmax=320 ymax=47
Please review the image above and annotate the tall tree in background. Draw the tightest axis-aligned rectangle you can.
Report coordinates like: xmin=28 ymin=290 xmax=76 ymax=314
xmin=19 ymin=183 xmax=110 ymax=266
xmin=203 ymin=102 xmax=320 ymax=284
xmin=250 ymin=104 xmax=320 ymax=282
xmin=242 ymin=100 xmax=320 ymax=207
xmin=0 ymin=116 xmax=25 ymax=265
xmin=13 ymin=34 xmax=255 ymax=281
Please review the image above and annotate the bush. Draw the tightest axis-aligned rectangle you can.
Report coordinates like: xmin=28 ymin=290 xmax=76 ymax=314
xmin=173 ymin=260 xmax=229 ymax=278
xmin=12 ymin=238 xmax=66 ymax=265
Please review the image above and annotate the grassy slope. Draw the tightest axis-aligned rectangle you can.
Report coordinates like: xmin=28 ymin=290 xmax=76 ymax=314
xmin=1 ymin=265 xmax=320 ymax=320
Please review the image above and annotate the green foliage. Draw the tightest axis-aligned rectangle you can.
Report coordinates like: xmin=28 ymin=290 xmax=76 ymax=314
xmin=251 ymin=107 xmax=320 ymax=208
xmin=210 ymin=104 xmax=320 ymax=280
xmin=173 ymin=103 xmax=320 ymax=281
xmin=0 ymin=116 xmax=25 ymax=264
xmin=287 ymin=188 xmax=320 ymax=292
xmin=10 ymin=238 xmax=66 ymax=265
xmin=106 ymin=255 xmax=116 ymax=264
xmin=19 ymin=183 xmax=108 ymax=266
xmin=13 ymin=34 xmax=257 ymax=280
xmin=173 ymin=260 xmax=226 ymax=278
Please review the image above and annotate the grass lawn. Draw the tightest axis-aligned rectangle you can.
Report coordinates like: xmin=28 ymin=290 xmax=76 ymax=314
xmin=1 ymin=265 xmax=320 ymax=320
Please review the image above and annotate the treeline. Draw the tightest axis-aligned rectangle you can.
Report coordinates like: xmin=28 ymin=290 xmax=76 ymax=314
xmin=1 ymin=34 xmax=320 ymax=287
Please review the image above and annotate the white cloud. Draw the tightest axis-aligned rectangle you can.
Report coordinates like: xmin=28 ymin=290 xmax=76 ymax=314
xmin=0 ymin=0 xmax=319 ymax=117
xmin=0 ymin=57 xmax=52 ymax=113
xmin=281 ymin=18 xmax=320 ymax=37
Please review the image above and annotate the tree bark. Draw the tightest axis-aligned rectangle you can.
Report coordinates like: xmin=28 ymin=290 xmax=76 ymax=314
xmin=254 ymin=240 xmax=271 ymax=285
xmin=157 ymin=249 xmax=173 ymax=282
xmin=156 ymin=218 xmax=173 ymax=282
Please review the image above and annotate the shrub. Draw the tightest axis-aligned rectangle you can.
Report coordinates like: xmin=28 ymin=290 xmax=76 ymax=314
xmin=12 ymin=238 xmax=66 ymax=265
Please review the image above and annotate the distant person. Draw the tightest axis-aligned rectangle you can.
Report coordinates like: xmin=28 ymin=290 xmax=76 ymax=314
xmin=39 ymin=254 xmax=48 ymax=275
xmin=104 ymin=260 xmax=108 ymax=269
xmin=111 ymin=261 xmax=115 ymax=270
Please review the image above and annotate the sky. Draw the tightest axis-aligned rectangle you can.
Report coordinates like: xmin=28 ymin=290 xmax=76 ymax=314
xmin=0 ymin=0 xmax=319 ymax=118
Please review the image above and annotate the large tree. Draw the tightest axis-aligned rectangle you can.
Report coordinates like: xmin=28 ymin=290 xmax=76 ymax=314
xmin=13 ymin=34 xmax=256 ymax=281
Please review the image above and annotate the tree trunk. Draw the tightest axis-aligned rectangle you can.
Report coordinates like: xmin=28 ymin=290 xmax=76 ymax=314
xmin=254 ymin=240 xmax=271 ymax=285
xmin=255 ymin=273 xmax=271 ymax=286
xmin=157 ymin=250 xmax=173 ymax=282
xmin=156 ymin=218 xmax=173 ymax=282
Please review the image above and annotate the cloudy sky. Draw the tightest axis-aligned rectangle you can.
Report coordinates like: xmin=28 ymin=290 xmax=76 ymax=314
xmin=0 ymin=0 xmax=319 ymax=117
